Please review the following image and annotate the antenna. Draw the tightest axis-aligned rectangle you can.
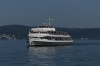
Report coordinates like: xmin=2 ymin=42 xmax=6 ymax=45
xmin=48 ymin=17 xmax=54 ymax=26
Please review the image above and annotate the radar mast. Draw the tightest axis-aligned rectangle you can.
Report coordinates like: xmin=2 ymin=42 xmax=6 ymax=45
xmin=48 ymin=17 xmax=53 ymax=26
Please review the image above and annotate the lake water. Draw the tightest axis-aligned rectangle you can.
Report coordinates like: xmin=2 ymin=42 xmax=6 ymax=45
xmin=0 ymin=40 xmax=100 ymax=66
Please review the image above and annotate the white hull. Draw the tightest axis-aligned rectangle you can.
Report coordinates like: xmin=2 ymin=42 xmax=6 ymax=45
xmin=28 ymin=39 xmax=73 ymax=46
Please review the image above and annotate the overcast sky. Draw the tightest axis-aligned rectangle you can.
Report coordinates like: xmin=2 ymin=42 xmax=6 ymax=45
xmin=0 ymin=0 xmax=100 ymax=28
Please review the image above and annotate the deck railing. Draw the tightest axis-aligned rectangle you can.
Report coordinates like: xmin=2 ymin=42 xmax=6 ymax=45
xmin=30 ymin=31 xmax=68 ymax=35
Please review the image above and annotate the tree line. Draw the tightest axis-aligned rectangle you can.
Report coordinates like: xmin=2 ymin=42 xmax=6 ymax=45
xmin=0 ymin=25 xmax=100 ymax=40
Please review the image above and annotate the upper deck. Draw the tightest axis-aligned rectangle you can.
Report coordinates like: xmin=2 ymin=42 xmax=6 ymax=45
xmin=38 ymin=24 xmax=52 ymax=28
xmin=31 ymin=23 xmax=55 ymax=31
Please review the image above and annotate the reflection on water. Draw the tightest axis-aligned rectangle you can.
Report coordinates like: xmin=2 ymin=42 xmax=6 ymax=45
xmin=28 ymin=46 xmax=56 ymax=58
xmin=27 ymin=45 xmax=72 ymax=66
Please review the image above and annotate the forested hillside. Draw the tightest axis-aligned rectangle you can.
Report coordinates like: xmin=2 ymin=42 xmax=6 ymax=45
xmin=0 ymin=25 xmax=100 ymax=40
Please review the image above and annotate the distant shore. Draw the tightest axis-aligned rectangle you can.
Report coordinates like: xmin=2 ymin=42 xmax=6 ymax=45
xmin=0 ymin=25 xmax=100 ymax=40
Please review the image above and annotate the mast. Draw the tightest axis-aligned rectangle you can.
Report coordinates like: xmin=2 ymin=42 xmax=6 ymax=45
xmin=48 ymin=17 xmax=53 ymax=26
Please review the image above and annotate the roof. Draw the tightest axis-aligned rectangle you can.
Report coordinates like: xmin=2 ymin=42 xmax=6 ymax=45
xmin=38 ymin=23 xmax=53 ymax=28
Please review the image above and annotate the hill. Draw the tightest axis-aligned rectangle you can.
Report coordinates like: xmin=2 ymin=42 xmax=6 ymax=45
xmin=0 ymin=25 xmax=31 ymax=39
xmin=0 ymin=25 xmax=100 ymax=40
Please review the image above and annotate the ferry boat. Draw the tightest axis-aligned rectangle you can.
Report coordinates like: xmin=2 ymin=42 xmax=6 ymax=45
xmin=28 ymin=17 xmax=73 ymax=45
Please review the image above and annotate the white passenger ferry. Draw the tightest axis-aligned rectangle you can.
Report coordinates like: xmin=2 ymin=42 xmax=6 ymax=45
xmin=28 ymin=17 xmax=73 ymax=45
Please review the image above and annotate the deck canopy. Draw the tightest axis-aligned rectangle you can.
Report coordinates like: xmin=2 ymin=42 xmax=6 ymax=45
xmin=38 ymin=24 xmax=53 ymax=28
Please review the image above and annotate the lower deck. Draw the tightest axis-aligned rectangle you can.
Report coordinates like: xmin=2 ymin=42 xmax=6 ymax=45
xmin=29 ymin=38 xmax=73 ymax=45
xmin=30 ymin=36 xmax=72 ymax=41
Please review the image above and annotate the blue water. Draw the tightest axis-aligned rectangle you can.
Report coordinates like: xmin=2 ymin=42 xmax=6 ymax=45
xmin=0 ymin=40 xmax=100 ymax=66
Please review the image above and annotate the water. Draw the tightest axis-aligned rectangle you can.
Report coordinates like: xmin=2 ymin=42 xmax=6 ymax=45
xmin=0 ymin=40 xmax=100 ymax=66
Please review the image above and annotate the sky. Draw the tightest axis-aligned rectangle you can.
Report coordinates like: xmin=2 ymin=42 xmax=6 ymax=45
xmin=0 ymin=0 xmax=100 ymax=28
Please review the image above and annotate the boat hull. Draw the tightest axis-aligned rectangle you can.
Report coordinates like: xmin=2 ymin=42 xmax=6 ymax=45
xmin=29 ymin=41 xmax=73 ymax=46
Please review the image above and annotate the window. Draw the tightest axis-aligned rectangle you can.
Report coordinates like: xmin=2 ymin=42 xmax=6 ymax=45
xmin=33 ymin=37 xmax=38 ymax=38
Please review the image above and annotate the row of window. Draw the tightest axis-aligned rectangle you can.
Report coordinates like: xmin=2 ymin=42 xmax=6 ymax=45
xmin=30 ymin=31 xmax=68 ymax=35
xmin=30 ymin=37 xmax=72 ymax=40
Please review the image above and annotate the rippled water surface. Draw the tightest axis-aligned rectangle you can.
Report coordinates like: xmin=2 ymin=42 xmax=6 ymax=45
xmin=0 ymin=40 xmax=100 ymax=66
